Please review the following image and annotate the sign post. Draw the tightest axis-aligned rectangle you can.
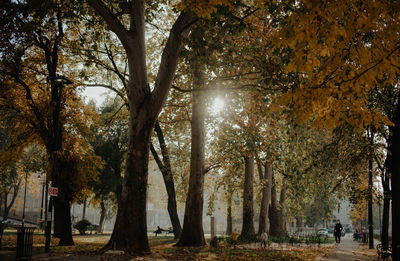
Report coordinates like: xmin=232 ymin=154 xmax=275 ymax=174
xmin=49 ymin=187 xmax=58 ymax=197
xmin=45 ymin=186 xmax=57 ymax=252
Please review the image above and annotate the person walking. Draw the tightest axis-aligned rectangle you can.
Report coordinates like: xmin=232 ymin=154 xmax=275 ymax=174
xmin=231 ymin=229 xmax=240 ymax=248
xmin=334 ymin=220 xmax=343 ymax=243
xmin=260 ymin=230 xmax=268 ymax=249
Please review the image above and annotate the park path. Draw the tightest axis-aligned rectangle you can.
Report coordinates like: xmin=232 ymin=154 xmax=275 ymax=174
xmin=316 ymin=234 xmax=377 ymax=261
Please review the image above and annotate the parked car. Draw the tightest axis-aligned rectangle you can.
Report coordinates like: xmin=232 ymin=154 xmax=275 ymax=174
xmin=327 ymin=228 xmax=334 ymax=234
xmin=1 ymin=219 xmax=20 ymax=228
xmin=317 ymin=228 xmax=329 ymax=237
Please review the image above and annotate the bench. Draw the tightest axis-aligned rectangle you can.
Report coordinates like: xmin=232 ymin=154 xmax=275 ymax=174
xmin=153 ymin=228 xmax=174 ymax=236
xmin=376 ymin=243 xmax=392 ymax=261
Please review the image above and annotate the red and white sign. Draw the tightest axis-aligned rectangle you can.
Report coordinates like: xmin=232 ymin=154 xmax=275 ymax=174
xmin=49 ymin=187 xmax=58 ymax=196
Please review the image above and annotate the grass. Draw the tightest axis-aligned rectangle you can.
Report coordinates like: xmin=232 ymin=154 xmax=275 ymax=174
xmin=1 ymin=233 xmax=330 ymax=260
xmin=153 ymin=246 xmax=328 ymax=260
xmin=1 ymin=234 xmax=176 ymax=253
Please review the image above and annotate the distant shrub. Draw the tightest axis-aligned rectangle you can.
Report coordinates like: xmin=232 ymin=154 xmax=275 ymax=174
xmin=238 ymin=234 xmax=258 ymax=243
xmin=73 ymin=219 xmax=92 ymax=235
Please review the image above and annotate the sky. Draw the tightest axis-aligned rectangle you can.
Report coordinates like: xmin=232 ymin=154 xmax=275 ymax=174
xmin=81 ymin=86 xmax=108 ymax=106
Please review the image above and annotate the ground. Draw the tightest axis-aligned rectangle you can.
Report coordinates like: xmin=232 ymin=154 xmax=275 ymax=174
xmin=316 ymin=235 xmax=379 ymax=261
xmin=0 ymin=232 xmax=380 ymax=260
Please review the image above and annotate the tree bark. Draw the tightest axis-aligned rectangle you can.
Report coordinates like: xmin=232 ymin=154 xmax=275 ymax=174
xmin=108 ymin=117 xmax=153 ymax=254
xmin=50 ymin=152 xmax=75 ymax=246
xmin=226 ymin=205 xmax=233 ymax=235
xmin=176 ymin=67 xmax=206 ymax=247
xmin=269 ymin=171 xmax=279 ymax=236
xmin=389 ymin=93 xmax=400 ymax=260
xmin=368 ymin=129 xmax=374 ymax=249
xmin=278 ymin=184 xmax=287 ymax=235
xmin=241 ymin=155 xmax=255 ymax=236
xmin=381 ymin=155 xmax=390 ymax=250
xmin=82 ymin=197 xmax=87 ymax=220
xmin=88 ymin=0 xmax=196 ymax=254
xmin=150 ymin=121 xmax=182 ymax=239
xmin=53 ymin=197 xmax=74 ymax=245
xmin=258 ymin=164 xmax=272 ymax=235
xmin=97 ymin=201 xmax=105 ymax=234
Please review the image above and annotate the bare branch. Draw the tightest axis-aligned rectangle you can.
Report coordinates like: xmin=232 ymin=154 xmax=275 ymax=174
xmin=204 ymin=163 xmax=221 ymax=174
xmin=104 ymin=103 xmax=127 ymax=125
xmin=104 ymin=43 xmax=128 ymax=90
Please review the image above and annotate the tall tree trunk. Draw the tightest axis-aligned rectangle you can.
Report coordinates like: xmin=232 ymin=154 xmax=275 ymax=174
xmin=242 ymin=155 xmax=255 ymax=236
xmin=108 ymin=117 xmax=153 ymax=254
xmin=226 ymin=205 xmax=233 ymax=235
xmin=88 ymin=0 xmax=196 ymax=254
xmin=381 ymin=155 xmax=390 ymax=250
xmin=51 ymin=154 xmax=74 ymax=246
xmin=53 ymin=198 xmax=74 ymax=245
xmin=269 ymin=171 xmax=279 ymax=236
xmin=278 ymin=184 xmax=287 ymax=235
xmin=150 ymin=121 xmax=182 ymax=239
xmin=382 ymin=191 xmax=390 ymax=249
xmin=102 ymin=206 xmax=120 ymax=251
xmin=82 ymin=197 xmax=87 ymax=220
xmin=258 ymin=164 xmax=272 ymax=235
xmin=176 ymin=67 xmax=206 ymax=247
xmin=389 ymin=93 xmax=400 ymax=260
xmin=0 ymin=194 xmax=4 ymax=250
xmin=97 ymin=201 xmax=106 ymax=234
xmin=368 ymin=129 xmax=374 ymax=249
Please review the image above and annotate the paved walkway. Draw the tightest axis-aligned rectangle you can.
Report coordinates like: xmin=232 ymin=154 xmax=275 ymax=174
xmin=317 ymin=235 xmax=377 ymax=261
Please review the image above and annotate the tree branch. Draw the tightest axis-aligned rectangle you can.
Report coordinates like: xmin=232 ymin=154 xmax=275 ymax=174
xmin=151 ymin=11 xmax=197 ymax=115
xmin=204 ymin=163 xmax=221 ymax=174
xmin=150 ymin=142 xmax=165 ymax=172
xmin=87 ymin=0 xmax=131 ymax=50
xmin=104 ymin=43 xmax=128 ymax=90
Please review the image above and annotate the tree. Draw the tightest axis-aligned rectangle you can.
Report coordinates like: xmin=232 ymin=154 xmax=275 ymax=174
xmin=0 ymin=141 xmax=46 ymax=248
xmin=89 ymin=98 xmax=127 ymax=234
xmin=0 ymin=0 xmax=100 ymax=245
xmin=176 ymin=66 xmax=207 ymax=246
xmin=257 ymin=163 xmax=272 ymax=235
xmin=85 ymin=0 xmax=205 ymax=253
xmin=273 ymin=1 xmax=400 ymax=256
xmin=150 ymin=121 xmax=182 ymax=239
xmin=0 ymin=126 xmax=23 ymax=226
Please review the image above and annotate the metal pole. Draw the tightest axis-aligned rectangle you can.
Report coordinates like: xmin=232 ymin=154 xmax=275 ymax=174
xmin=45 ymin=184 xmax=51 ymax=252
xmin=22 ymin=172 xmax=28 ymax=227
xmin=40 ymin=178 xmax=45 ymax=220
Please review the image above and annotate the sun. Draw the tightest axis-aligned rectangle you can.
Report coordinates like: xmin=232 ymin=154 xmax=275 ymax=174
xmin=211 ymin=97 xmax=225 ymax=114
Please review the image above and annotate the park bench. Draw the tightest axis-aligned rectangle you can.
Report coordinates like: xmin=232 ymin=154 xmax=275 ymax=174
xmin=376 ymin=243 xmax=392 ymax=261
xmin=153 ymin=227 xmax=174 ymax=236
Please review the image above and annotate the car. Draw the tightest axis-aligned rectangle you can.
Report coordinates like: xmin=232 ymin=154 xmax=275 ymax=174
xmin=317 ymin=228 xmax=329 ymax=237
xmin=0 ymin=219 xmax=20 ymax=227
xmin=327 ymin=228 xmax=334 ymax=234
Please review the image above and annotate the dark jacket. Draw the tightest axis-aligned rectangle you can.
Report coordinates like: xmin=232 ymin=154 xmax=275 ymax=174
xmin=334 ymin=223 xmax=343 ymax=236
